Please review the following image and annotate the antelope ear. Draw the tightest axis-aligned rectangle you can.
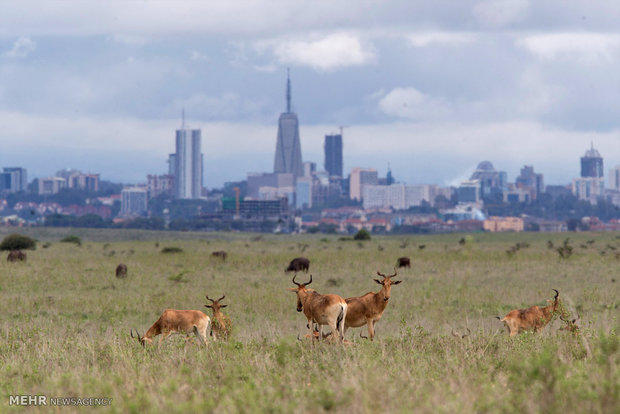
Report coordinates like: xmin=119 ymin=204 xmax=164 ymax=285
xmin=220 ymin=304 xmax=228 ymax=308
xmin=205 ymin=305 xmax=212 ymax=308
xmin=393 ymin=280 xmax=402 ymax=285
xmin=373 ymin=279 xmax=383 ymax=285
xmin=288 ymin=287 xmax=298 ymax=292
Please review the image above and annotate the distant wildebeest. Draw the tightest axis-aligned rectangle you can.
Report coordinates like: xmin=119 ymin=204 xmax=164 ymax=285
xmin=131 ymin=309 xmax=211 ymax=347
xmin=396 ymin=257 xmax=410 ymax=268
xmin=496 ymin=289 xmax=560 ymax=336
xmin=7 ymin=250 xmax=27 ymax=263
xmin=211 ymin=251 xmax=228 ymax=261
xmin=115 ymin=263 xmax=128 ymax=278
xmin=285 ymin=257 xmax=310 ymax=273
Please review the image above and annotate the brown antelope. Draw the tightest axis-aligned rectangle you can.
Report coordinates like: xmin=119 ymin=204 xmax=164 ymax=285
xmin=288 ymin=274 xmax=347 ymax=342
xmin=559 ymin=314 xmax=580 ymax=335
xmin=7 ymin=250 xmax=27 ymax=262
xmin=496 ymin=289 xmax=560 ymax=336
xmin=115 ymin=263 xmax=128 ymax=278
xmin=205 ymin=294 xmax=231 ymax=340
xmin=131 ymin=309 xmax=211 ymax=346
xmin=342 ymin=270 xmax=402 ymax=341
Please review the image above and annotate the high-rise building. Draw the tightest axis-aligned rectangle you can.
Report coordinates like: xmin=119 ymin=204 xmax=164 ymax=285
xmin=581 ymin=143 xmax=603 ymax=178
xmin=349 ymin=167 xmax=378 ymax=201
xmin=174 ymin=115 xmax=203 ymax=199
xmin=324 ymin=134 xmax=343 ymax=178
xmin=0 ymin=167 xmax=27 ymax=193
xmin=120 ymin=187 xmax=148 ymax=217
xmin=274 ymin=70 xmax=303 ymax=178
xmin=469 ymin=161 xmax=507 ymax=201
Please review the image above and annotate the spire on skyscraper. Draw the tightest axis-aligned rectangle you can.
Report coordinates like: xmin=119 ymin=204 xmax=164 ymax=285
xmin=286 ymin=67 xmax=291 ymax=113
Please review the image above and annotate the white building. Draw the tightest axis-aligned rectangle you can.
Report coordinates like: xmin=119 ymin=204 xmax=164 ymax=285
xmin=175 ymin=122 xmax=203 ymax=199
xmin=572 ymin=177 xmax=604 ymax=204
xmin=120 ymin=187 xmax=148 ymax=217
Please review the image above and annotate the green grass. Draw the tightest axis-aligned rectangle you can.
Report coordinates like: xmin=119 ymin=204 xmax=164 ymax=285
xmin=0 ymin=229 xmax=618 ymax=413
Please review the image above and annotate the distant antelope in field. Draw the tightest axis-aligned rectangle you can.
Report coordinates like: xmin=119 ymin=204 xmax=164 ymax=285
xmin=211 ymin=251 xmax=227 ymax=261
xmin=288 ymin=274 xmax=347 ymax=342
xmin=342 ymin=270 xmax=402 ymax=341
xmin=131 ymin=309 xmax=211 ymax=346
xmin=7 ymin=250 xmax=26 ymax=262
xmin=285 ymin=257 xmax=310 ymax=273
xmin=115 ymin=263 xmax=127 ymax=278
xmin=205 ymin=294 xmax=231 ymax=340
xmin=496 ymin=289 xmax=560 ymax=336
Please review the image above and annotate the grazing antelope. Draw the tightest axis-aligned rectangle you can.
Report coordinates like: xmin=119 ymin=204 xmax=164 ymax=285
xmin=496 ymin=289 xmax=560 ymax=336
xmin=131 ymin=309 xmax=211 ymax=347
xmin=211 ymin=251 xmax=228 ymax=261
xmin=288 ymin=274 xmax=347 ymax=342
xmin=342 ymin=270 xmax=402 ymax=341
xmin=7 ymin=250 xmax=27 ymax=262
xmin=559 ymin=314 xmax=580 ymax=335
xmin=205 ymin=294 xmax=231 ymax=340
xmin=285 ymin=257 xmax=310 ymax=273
xmin=451 ymin=327 xmax=471 ymax=339
xmin=115 ymin=263 xmax=128 ymax=278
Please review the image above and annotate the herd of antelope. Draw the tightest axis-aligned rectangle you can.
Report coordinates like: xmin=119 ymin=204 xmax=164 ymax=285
xmin=125 ymin=253 xmax=578 ymax=348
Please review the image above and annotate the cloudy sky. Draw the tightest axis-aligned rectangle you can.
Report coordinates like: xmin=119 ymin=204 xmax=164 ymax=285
xmin=1 ymin=0 xmax=619 ymax=188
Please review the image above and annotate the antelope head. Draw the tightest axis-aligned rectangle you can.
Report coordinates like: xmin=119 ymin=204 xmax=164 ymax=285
xmin=288 ymin=274 xmax=313 ymax=312
xmin=375 ymin=270 xmax=402 ymax=301
xmin=205 ymin=294 xmax=228 ymax=315
xmin=130 ymin=328 xmax=150 ymax=347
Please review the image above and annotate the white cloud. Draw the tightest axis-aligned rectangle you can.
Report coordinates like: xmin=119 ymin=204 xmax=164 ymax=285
xmin=378 ymin=87 xmax=449 ymax=120
xmin=518 ymin=33 xmax=620 ymax=62
xmin=408 ymin=32 xmax=477 ymax=47
xmin=473 ymin=0 xmax=530 ymax=28
xmin=268 ymin=33 xmax=375 ymax=71
xmin=3 ymin=36 xmax=36 ymax=58
xmin=190 ymin=51 xmax=209 ymax=62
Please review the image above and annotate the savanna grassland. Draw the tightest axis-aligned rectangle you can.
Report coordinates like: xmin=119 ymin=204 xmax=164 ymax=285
xmin=0 ymin=228 xmax=618 ymax=413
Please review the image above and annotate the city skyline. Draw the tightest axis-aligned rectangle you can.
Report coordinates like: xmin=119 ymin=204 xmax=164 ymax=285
xmin=0 ymin=1 xmax=619 ymax=188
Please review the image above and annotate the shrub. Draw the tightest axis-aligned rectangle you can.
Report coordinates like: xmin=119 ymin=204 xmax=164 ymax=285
xmin=0 ymin=233 xmax=37 ymax=251
xmin=60 ymin=235 xmax=82 ymax=246
xmin=353 ymin=229 xmax=371 ymax=241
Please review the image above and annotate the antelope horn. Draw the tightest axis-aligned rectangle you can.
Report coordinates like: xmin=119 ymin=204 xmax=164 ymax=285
xmin=451 ymin=328 xmax=460 ymax=338
xmin=552 ymin=289 xmax=559 ymax=299
xmin=292 ymin=274 xmax=301 ymax=286
xmin=206 ymin=295 xmax=215 ymax=303
xmin=463 ymin=328 xmax=471 ymax=338
xmin=377 ymin=270 xmax=386 ymax=278
xmin=305 ymin=274 xmax=312 ymax=286
xmin=217 ymin=294 xmax=226 ymax=302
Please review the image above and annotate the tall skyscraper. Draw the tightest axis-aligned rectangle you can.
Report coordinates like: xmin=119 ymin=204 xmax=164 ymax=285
xmin=324 ymin=134 xmax=343 ymax=178
xmin=174 ymin=113 xmax=203 ymax=199
xmin=274 ymin=70 xmax=303 ymax=178
xmin=581 ymin=143 xmax=603 ymax=178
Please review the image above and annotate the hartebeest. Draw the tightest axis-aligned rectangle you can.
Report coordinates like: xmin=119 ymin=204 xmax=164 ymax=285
xmin=342 ymin=270 xmax=402 ymax=341
xmin=131 ymin=309 xmax=211 ymax=346
xmin=211 ymin=251 xmax=228 ymax=261
xmin=115 ymin=263 xmax=128 ymax=278
xmin=496 ymin=289 xmax=560 ymax=336
xmin=7 ymin=250 xmax=26 ymax=262
xmin=288 ymin=274 xmax=347 ymax=342
xmin=205 ymin=294 xmax=231 ymax=340
xmin=396 ymin=257 xmax=411 ymax=268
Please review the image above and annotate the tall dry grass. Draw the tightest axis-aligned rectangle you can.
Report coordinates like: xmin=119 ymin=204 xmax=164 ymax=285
xmin=0 ymin=229 xmax=618 ymax=413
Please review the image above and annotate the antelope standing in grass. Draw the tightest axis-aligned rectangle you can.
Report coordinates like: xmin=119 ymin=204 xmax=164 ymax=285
xmin=205 ymin=294 xmax=231 ymax=340
xmin=131 ymin=309 xmax=211 ymax=346
xmin=288 ymin=274 xmax=347 ymax=343
xmin=342 ymin=270 xmax=402 ymax=341
xmin=496 ymin=289 xmax=560 ymax=336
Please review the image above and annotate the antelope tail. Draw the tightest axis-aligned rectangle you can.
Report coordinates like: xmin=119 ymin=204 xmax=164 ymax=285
xmin=337 ymin=305 xmax=346 ymax=341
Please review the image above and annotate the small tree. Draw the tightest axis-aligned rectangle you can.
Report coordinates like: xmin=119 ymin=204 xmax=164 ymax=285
xmin=60 ymin=235 xmax=82 ymax=246
xmin=0 ymin=233 xmax=37 ymax=251
xmin=354 ymin=228 xmax=371 ymax=241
